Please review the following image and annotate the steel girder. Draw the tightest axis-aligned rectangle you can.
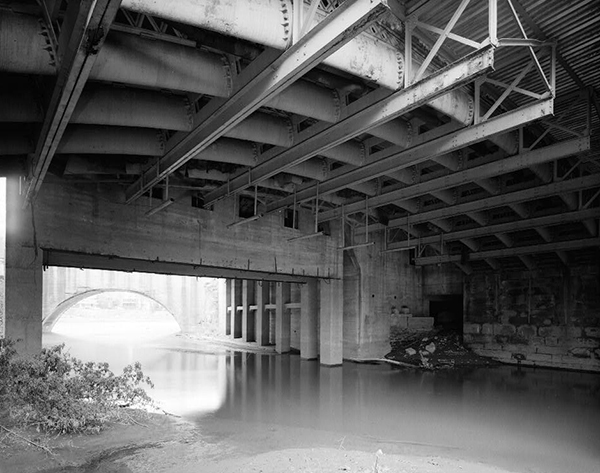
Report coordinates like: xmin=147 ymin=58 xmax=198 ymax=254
xmin=23 ymin=0 xmax=122 ymax=204
xmin=203 ymin=46 xmax=495 ymax=207
xmin=318 ymin=135 xmax=589 ymax=222
xmin=415 ymin=237 xmax=600 ymax=266
xmin=125 ymin=0 xmax=398 ymax=204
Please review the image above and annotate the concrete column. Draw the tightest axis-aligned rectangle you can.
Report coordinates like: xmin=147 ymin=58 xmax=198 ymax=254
xmin=255 ymin=280 xmax=270 ymax=346
xmin=4 ymin=177 xmax=43 ymax=355
xmin=300 ymin=278 xmax=319 ymax=359
xmin=319 ymin=279 xmax=343 ymax=366
xmin=275 ymin=281 xmax=291 ymax=354
xmin=231 ymin=279 xmax=242 ymax=338
xmin=225 ymin=279 xmax=232 ymax=336
xmin=242 ymin=279 xmax=256 ymax=342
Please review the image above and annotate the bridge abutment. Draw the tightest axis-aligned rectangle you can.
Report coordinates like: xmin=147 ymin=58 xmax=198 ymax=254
xmin=4 ymin=178 xmax=43 ymax=354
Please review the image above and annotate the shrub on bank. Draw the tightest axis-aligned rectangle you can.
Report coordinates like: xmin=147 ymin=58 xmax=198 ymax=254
xmin=0 ymin=339 xmax=154 ymax=434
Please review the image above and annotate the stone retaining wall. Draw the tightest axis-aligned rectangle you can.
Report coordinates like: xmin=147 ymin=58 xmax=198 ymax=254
xmin=464 ymin=322 xmax=600 ymax=372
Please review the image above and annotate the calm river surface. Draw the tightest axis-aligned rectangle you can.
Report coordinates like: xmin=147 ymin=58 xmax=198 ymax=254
xmin=44 ymin=320 xmax=600 ymax=473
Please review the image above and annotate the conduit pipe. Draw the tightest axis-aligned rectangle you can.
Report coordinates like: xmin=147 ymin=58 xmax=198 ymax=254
xmin=121 ymin=0 xmax=403 ymax=90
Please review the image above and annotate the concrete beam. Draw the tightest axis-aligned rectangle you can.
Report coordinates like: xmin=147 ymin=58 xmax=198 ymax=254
xmin=467 ymin=211 xmax=488 ymax=226
xmin=556 ymin=251 xmax=570 ymax=266
xmin=509 ymin=202 xmax=530 ymax=218
xmin=24 ymin=0 xmax=121 ymax=204
xmin=432 ymin=219 xmax=452 ymax=232
xmin=384 ymin=174 xmax=598 ymax=229
xmin=42 ymin=249 xmax=316 ymax=284
xmin=519 ymin=255 xmax=537 ymax=270
xmin=535 ymin=227 xmax=553 ymax=242
xmin=495 ymin=233 xmax=514 ymax=248
xmin=475 ymin=178 xmax=500 ymax=195
xmin=383 ymin=208 xmax=599 ymax=251
xmin=207 ymin=47 xmax=495 ymax=207
xmin=126 ymin=0 xmax=394 ymax=203
xmin=415 ymin=237 xmax=600 ymax=265
xmin=582 ymin=218 xmax=598 ymax=237
xmin=485 ymin=258 xmax=500 ymax=270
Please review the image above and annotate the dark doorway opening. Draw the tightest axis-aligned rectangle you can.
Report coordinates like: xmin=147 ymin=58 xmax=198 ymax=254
xmin=429 ymin=295 xmax=463 ymax=333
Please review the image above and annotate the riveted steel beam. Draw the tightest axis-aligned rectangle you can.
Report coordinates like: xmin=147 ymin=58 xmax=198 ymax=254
xmin=415 ymin=237 xmax=600 ymax=266
xmin=271 ymin=97 xmax=551 ymax=218
xmin=205 ymin=46 xmax=495 ymax=207
xmin=23 ymin=0 xmax=122 ymax=204
xmin=125 ymin=0 xmax=397 ymax=203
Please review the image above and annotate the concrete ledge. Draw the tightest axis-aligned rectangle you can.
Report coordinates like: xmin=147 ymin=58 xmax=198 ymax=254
xmin=407 ymin=317 xmax=434 ymax=331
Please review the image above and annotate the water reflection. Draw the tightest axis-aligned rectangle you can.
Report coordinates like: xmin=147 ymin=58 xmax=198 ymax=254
xmin=46 ymin=327 xmax=600 ymax=473
xmin=44 ymin=328 xmax=227 ymax=416
xmin=210 ymin=353 xmax=600 ymax=473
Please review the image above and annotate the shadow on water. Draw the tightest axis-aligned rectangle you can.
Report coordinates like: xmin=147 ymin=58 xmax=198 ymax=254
xmin=47 ymin=327 xmax=600 ymax=473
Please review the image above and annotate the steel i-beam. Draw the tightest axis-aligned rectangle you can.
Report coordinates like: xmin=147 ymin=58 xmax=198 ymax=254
xmin=125 ymin=0 xmax=399 ymax=203
xmin=204 ymin=45 xmax=496 ymax=206
xmin=23 ymin=0 xmax=122 ymax=204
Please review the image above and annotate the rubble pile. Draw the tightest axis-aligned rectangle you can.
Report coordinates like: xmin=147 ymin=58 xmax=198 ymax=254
xmin=386 ymin=329 xmax=498 ymax=370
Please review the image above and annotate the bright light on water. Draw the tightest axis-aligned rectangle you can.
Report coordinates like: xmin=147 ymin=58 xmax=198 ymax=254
xmin=46 ymin=292 xmax=227 ymax=415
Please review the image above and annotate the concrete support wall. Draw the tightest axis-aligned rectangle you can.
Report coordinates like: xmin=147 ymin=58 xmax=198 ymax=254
xmin=4 ymin=177 xmax=43 ymax=354
xmin=343 ymin=234 xmax=422 ymax=359
xmin=35 ymin=180 xmax=339 ymax=278
xmin=464 ymin=265 xmax=600 ymax=372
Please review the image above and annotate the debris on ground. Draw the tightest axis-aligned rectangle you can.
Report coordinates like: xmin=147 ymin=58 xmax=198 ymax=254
xmin=386 ymin=330 xmax=498 ymax=370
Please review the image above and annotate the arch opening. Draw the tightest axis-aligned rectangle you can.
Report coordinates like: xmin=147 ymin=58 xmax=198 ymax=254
xmin=48 ymin=290 xmax=180 ymax=341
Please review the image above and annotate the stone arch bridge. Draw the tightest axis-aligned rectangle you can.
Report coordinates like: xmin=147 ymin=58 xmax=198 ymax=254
xmin=42 ymin=266 xmax=223 ymax=332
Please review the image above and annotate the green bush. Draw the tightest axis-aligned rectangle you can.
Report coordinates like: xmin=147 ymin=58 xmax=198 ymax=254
xmin=0 ymin=339 xmax=154 ymax=434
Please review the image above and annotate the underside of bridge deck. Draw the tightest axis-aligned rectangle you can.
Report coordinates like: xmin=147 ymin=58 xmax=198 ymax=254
xmin=1 ymin=0 xmax=598 ymax=370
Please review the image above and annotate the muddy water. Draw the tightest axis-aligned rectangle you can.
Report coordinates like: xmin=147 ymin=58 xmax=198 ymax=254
xmin=45 ymin=324 xmax=600 ymax=473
